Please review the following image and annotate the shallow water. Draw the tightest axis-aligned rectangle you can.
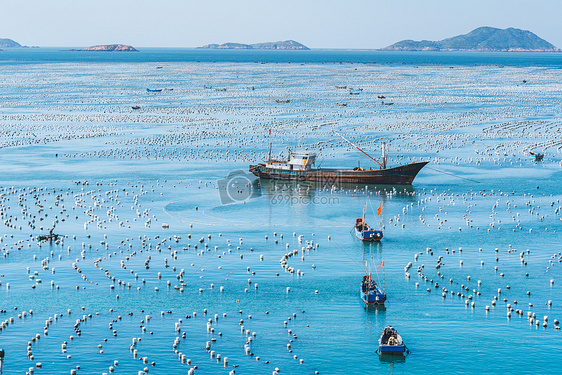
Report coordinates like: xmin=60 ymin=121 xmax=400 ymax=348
xmin=0 ymin=51 xmax=561 ymax=374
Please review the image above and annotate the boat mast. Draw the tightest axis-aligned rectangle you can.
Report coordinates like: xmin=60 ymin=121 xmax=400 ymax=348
xmin=382 ymin=258 xmax=385 ymax=291
xmin=336 ymin=132 xmax=383 ymax=168
xmin=362 ymin=199 xmax=367 ymax=235
xmin=369 ymin=255 xmax=373 ymax=293
xmin=382 ymin=141 xmax=387 ymax=169
xmin=268 ymin=142 xmax=272 ymax=162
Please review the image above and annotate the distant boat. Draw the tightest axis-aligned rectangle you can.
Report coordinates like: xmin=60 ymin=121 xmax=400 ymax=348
xmin=360 ymin=273 xmax=386 ymax=306
xmin=146 ymin=88 xmax=162 ymax=93
xmin=37 ymin=233 xmax=60 ymax=242
xmin=276 ymin=99 xmax=290 ymax=103
xmin=377 ymin=326 xmax=408 ymax=355
xmin=37 ymin=228 xmax=60 ymax=243
xmin=529 ymin=151 xmax=544 ymax=161
xmin=355 ymin=217 xmax=383 ymax=242
xmin=131 ymin=106 xmax=141 ymax=110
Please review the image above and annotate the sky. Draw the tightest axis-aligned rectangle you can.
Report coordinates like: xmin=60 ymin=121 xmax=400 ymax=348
xmin=1 ymin=0 xmax=561 ymax=49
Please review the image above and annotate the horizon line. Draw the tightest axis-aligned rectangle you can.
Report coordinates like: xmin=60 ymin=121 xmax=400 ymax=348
xmin=2 ymin=46 xmax=562 ymax=53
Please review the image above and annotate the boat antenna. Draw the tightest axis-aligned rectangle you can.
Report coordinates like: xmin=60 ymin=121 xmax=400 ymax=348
xmin=268 ymin=142 xmax=272 ymax=162
xmin=336 ymin=132 xmax=383 ymax=168
xmin=363 ymin=199 xmax=367 ymax=226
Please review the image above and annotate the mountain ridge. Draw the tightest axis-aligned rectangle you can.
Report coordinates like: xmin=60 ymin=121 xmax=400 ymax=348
xmin=0 ymin=38 xmax=22 ymax=48
xmin=198 ymin=40 xmax=309 ymax=50
xmin=382 ymin=27 xmax=560 ymax=52
xmin=70 ymin=44 xmax=138 ymax=52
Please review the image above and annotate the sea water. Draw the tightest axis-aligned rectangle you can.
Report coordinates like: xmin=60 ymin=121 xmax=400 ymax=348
xmin=0 ymin=49 xmax=561 ymax=374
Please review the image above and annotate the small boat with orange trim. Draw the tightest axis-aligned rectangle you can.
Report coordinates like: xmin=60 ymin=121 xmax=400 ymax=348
xmin=360 ymin=273 xmax=386 ymax=306
xmin=354 ymin=198 xmax=383 ymax=242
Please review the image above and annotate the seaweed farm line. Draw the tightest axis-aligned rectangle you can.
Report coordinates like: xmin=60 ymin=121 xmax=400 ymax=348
xmin=0 ymin=56 xmax=562 ymax=374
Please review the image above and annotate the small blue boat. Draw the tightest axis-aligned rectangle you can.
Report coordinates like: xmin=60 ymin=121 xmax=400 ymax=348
xmin=354 ymin=217 xmax=383 ymax=242
xmin=354 ymin=199 xmax=383 ymax=242
xmin=146 ymin=88 xmax=162 ymax=93
xmin=530 ymin=151 xmax=544 ymax=161
xmin=360 ymin=274 xmax=386 ymax=306
xmin=377 ymin=326 xmax=408 ymax=355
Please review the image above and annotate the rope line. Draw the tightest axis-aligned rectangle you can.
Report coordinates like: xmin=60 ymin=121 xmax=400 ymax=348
xmin=426 ymin=167 xmax=481 ymax=183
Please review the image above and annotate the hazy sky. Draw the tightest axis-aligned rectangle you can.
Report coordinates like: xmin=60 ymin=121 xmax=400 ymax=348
xmin=2 ymin=0 xmax=561 ymax=48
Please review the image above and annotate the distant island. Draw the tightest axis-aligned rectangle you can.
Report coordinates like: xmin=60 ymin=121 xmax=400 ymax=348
xmin=0 ymin=38 xmax=22 ymax=48
xmin=381 ymin=27 xmax=560 ymax=52
xmin=198 ymin=40 xmax=309 ymax=50
xmin=70 ymin=44 xmax=138 ymax=52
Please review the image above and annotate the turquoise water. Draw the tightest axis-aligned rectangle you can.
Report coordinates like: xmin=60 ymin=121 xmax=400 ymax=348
xmin=0 ymin=50 xmax=561 ymax=374
xmin=2 ymin=47 xmax=562 ymax=66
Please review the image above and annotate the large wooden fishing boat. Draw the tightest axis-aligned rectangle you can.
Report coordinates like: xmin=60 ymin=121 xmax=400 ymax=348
xmin=249 ymin=136 xmax=428 ymax=185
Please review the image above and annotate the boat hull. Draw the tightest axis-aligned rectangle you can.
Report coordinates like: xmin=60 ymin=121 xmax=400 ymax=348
xmin=378 ymin=344 xmax=406 ymax=355
xmin=360 ymin=290 xmax=386 ymax=305
xmin=378 ymin=326 xmax=407 ymax=356
xmin=360 ymin=275 xmax=386 ymax=306
xmin=355 ymin=228 xmax=383 ymax=242
xmin=249 ymin=161 xmax=429 ymax=185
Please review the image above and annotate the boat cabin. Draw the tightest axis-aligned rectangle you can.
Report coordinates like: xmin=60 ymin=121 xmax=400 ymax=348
xmin=361 ymin=274 xmax=377 ymax=292
xmin=355 ymin=218 xmax=370 ymax=232
xmin=266 ymin=151 xmax=316 ymax=171
xmin=379 ymin=326 xmax=402 ymax=346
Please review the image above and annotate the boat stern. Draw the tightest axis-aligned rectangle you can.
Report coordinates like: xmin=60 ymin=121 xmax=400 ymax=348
xmin=363 ymin=230 xmax=383 ymax=241
xmin=378 ymin=344 xmax=406 ymax=355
